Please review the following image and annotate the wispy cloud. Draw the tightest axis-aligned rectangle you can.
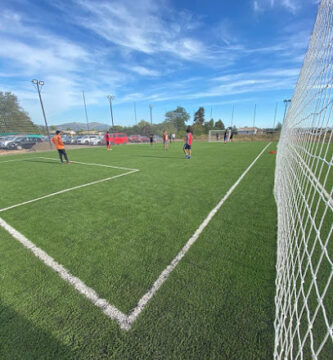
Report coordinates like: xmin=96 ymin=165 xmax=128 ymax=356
xmin=63 ymin=0 xmax=210 ymax=61
xmin=253 ymin=0 xmax=307 ymax=14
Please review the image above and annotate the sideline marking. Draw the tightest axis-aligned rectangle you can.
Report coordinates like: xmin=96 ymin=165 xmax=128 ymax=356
xmin=0 ymin=157 xmax=139 ymax=213
xmin=0 ymin=157 xmax=38 ymax=164
xmin=0 ymin=143 xmax=271 ymax=330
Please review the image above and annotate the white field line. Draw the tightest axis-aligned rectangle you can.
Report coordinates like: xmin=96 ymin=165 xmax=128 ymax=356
xmin=0 ymin=157 xmax=38 ymax=164
xmin=0 ymin=170 xmax=138 ymax=213
xmin=1 ymin=143 xmax=271 ymax=331
xmin=38 ymin=157 xmax=139 ymax=172
xmin=0 ymin=217 xmax=130 ymax=330
xmin=0 ymin=157 xmax=139 ymax=213
xmin=125 ymin=141 xmax=272 ymax=327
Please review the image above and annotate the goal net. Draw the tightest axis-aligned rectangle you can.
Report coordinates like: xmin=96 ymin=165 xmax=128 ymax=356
xmin=208 ymin=129 xmax=230 ymax=142
xmin=274 ymin=1 xmax=333 ymax=359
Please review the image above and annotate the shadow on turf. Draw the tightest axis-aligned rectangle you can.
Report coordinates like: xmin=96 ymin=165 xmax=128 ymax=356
xmin=0 ymin=301 xmax=75 ymax=359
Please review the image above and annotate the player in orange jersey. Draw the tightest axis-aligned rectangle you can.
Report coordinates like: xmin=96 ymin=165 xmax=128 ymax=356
xmin=51 ymin=130 xmax=71 ymax=164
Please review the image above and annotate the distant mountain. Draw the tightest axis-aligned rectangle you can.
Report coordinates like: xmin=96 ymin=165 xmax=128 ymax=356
xmin=51 ymin=122 xmax=110 ymax=131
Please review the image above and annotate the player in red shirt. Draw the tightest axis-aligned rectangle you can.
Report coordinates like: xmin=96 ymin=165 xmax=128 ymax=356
xmin=105 ymin=131 xmax=112 ymax=150
xmin=183 ymin=128 xmax=193 ymax=159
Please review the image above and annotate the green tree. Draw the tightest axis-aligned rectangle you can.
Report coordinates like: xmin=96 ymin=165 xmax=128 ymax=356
xmin=137 ymin=120 xmax=152 ymax=136
xmin=204 ymin=118 xmax=215 ymax=133
xmin=0 ymin=92 xmax=39 ymax=134
xmin=194 ymin=107 xmax=205 ymax=125
xmin=232 ymin=125 xmax=238 ymax=134
xmin=164 ymin=107 xmax=190 ymax=131
xmin=276 ymin=122 xmax=282 ymax=131
xmin=215 ymin=119 xmax=225 ymax=130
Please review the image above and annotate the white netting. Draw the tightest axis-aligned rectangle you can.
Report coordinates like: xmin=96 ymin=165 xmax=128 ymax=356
xmin=274 ymin=1 xmax=333 ymax=359
xmin=208 ymin=129 xmax=229 ymax=142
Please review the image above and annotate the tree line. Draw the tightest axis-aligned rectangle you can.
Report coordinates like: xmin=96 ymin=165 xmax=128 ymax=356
xmin=108 ymin=106 xmax=236 ymax=138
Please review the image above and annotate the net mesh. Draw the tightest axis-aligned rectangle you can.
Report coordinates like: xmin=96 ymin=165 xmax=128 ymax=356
xmin=274 ymin=0 xmax=333 ymax=359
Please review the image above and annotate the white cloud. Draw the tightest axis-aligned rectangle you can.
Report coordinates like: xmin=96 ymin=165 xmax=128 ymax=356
xmin=253 ymin=0 xmax=304 ymax=14
xmin=70 ymin=0 xmax=208 ymax=61
xmin=129 ymin=66 xmax=160 ymax=77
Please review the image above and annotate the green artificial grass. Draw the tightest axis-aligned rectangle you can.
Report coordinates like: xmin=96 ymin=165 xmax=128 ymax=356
xmin=0 ymin=142 xmax=277 ymax=359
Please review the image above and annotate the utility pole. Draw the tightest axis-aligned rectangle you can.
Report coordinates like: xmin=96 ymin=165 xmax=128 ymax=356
xmin=82 ymin=91 xmax=89 ymax=132
xmin=283 ymin=99 xmax=291 ymax=123
xmin=149 ymin=104 xmax=153 ymax=126
xmin=107 ymin=95 xmax=115 ymax=131
xmin=252 ymin=104 xmax=257 ymax=141
xmin=272 ymin=102 xmax=278 ymax=140
xmin=32 ymin=79 xmax=52 ymax=149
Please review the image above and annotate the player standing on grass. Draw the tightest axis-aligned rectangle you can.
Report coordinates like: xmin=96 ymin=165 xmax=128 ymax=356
xmin=162 ymin=130 xmax=168 ymax=150
xmin=105 ymin=131 xmax=112 ymax=150
xmin=183 ymin=127 xmax=192 ymax=159
xmin=51 ymin=131 xmax=71 ymax=164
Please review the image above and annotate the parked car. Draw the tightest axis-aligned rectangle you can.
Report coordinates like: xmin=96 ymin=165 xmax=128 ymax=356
xmin=101 ymin=133 xmax=128 ymax=145
xmin=140 ymin=136 xmax=150 ymax=143
xmin=128 ymin=135 xmax=142 ymax=143
xmin=5 ymin=136 xmax=39 ymax=150
xmin=0 ymin=136 xmax=16 ymax=149
xmin=76 ymin=135 xmax=101 ymax=145
xmin=111 ymin=133 xmax=128 ymax=145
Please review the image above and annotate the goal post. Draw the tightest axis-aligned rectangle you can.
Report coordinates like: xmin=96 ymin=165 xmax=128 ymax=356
xmin=208 ymin=129 xmax=229 ymax=142
xmin=274 ymin=1 xmax=333 ymax=359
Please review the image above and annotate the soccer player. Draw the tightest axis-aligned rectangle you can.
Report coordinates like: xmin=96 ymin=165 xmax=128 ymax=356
xmin=149 ymin=133 xmax=154 ymax=146
xmin=105 ymin=131 xmax=112 ymax=150
xmin=224 ymin=130 xmax=227 ymax=144
xmin=162 ymin=130 xmax=168 ymax=150
xmin=51 ymin=130 xmax=71 ymax=164
xmin=183 ymin=128 xmax=193 ymax=159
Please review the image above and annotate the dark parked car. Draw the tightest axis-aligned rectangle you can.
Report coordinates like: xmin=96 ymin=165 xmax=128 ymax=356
xmin=6 ymin=136 xmax=41 ymax=150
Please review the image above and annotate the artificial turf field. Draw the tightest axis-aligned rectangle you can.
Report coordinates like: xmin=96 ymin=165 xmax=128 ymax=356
xmin=0 ymin=141 xmax=278 ymax=359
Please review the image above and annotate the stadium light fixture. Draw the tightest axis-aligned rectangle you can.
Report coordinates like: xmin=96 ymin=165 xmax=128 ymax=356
xmin=107 ymin=95 xmax=115 ymax=131
xmin=31 ymin=79 xmax=52 ymax=148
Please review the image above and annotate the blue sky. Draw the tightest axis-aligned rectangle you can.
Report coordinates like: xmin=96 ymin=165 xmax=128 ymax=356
xmin=0 ymin=0 xmax=320 ymax=128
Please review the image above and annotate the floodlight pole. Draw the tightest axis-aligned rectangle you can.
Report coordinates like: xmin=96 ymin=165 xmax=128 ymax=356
xmin=149 ymin=104 xmax=153 ymax=126
xmin=272 ymin=102 xmax=278 ymax=140
xmin=32 ymin=79 xmax=52 ymax=149
xmin=252 ymin=103 xmax=257 ymax=141
xmin=134 ymin=102 xmax=137 ymax=125
xmin=231 ymin=105 xmax=234 ymax=127
xmin=107 ymin=95 xmax=115 ymax=131
xmin=283 ymin=99 xmax=291 ymax=123
xmin=82 ymin=91 xmax=89 ymax=132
